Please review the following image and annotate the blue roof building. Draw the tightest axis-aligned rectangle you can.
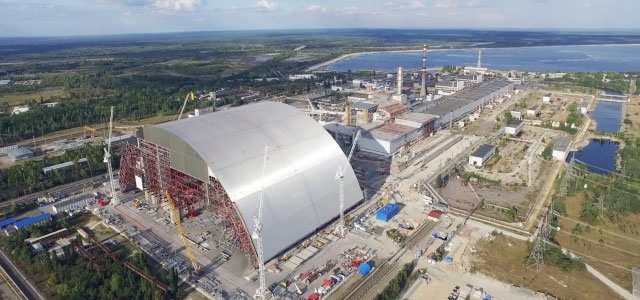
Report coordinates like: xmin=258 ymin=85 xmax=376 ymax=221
xmin=0 ymin=218 xmax=16 ymax=228
xmin=14 ymin=213 xmax=51 ymax=230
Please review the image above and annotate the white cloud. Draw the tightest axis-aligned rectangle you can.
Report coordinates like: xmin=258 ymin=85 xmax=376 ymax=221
xmin=99 ymin=0 xmax=204 ymax=12
xmin=304 ymin=5 xmax=328 ymax=13
xmin=584 ymin=2 xmax=592 ymax=8
xmin=434 ymin=0 xmax=457 ymax=8
xmin=302 ymin=5 xmax=360 ymax=16
xmin=152 ymin=0 xmax=202 ymax=12
xmin=409 ymin=1 xmax=426 ymax=9
xmin=254 ymin=0 xmax=278 ymax=12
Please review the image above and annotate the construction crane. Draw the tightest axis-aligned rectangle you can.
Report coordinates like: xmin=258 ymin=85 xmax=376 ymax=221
xmin=104 ymin=106 xmax=119 ymax=206
xmin=335 ymin=130 xmax=361 ymax=237
xmin=177 ymin=91 xmax=195 ymax=121
xmin=253 ymin=146 xmax=269 ymax=300
xmin=165 ymin=190 xmax=202 ymax=275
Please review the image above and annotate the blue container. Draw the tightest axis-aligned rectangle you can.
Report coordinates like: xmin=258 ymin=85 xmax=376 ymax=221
xmin=376 ymin=203 xmax=400 ymax=222
xmin=444 ymin=257 xmax=453 ymax=263
xmin=358 ymin=263 xmax=372 ymax=276
xmin=0 ymin=218 xmax=16 ymax=229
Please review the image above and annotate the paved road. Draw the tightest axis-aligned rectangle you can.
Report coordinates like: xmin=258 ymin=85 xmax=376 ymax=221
xmin=0 ymin=248 xmax=45 ymax=300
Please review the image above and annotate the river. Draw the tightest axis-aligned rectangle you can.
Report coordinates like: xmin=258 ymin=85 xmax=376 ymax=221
xmin=326 ymin=44 xmax=640 ymax=72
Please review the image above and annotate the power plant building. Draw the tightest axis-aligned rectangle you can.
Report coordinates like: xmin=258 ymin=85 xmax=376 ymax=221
xmin=118 ymin=102 xmax=363 ymax=265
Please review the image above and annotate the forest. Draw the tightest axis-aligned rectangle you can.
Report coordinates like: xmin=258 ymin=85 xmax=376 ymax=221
xmin=0 ymin=213 xmax=178 ymax=299
xmin=0 ymin=144 xmax=114 ymax=201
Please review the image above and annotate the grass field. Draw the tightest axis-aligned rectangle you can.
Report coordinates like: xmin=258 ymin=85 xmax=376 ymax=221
xmin=554 ymin=192 xmax=640 ymax=291
xmin=0 ymin=88 xmax=66 ymax=106
xmin=472 ymin=233 xmax=623 ymax=300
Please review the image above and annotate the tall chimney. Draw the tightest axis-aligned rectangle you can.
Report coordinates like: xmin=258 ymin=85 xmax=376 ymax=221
xmin=477 ymin=49 xmax=482 ymax=68
xmin=420 ymin=44 xmax=428 ymax=98
xmin=397 ymin=67 xmax=403 ymax=95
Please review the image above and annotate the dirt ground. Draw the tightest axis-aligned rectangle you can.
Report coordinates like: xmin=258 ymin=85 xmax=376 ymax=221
xmin=554 ymin=192 xmax=640 ymax=291
xmin=472 ymin=233 xmax=624 ymax=300
xmin=621 ymin=98 xmax=640 ymax=134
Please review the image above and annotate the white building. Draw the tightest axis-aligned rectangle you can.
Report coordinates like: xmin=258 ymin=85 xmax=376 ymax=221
xmin=526 ymin=105 xmax=540 ymax=117
xmin=52 ymin=194 xmax=95 ymax=213
xmin=11 ymin=106 xmax=30 ymax=115
xmin=579 ymin=101 xmax=589 ymax=114
xmin=505 ymin=120 xmax=524 ymax=136
xmin=468 ymin=144 xmax=497 ymax=167
xmin=552 ymin=137 xmax=572 ymax=161
xmin=542 ymin=93 xmax=552 ymax=103
xmin=510 ymin=110 xmax=523 ymax=120
xmin=288 ymin=74 xmax=316 ymax=80
xmin=435 ymin=80 xmax=465 ymax=95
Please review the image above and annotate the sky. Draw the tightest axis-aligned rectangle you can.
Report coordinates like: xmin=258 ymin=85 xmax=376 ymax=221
xmin=1 ymin=0 xmax=639 ymax=37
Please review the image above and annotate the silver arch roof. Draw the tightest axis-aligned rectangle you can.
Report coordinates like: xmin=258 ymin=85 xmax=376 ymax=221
xmin=143 ymin=101 xmax=363 ymax=261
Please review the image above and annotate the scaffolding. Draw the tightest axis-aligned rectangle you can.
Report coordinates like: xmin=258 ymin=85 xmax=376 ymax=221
xmin=119 ymin=140 xmax=259 ymax=267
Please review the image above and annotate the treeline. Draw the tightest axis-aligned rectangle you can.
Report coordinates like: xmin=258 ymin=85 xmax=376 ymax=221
xmin=0 ymin=144 xmax=112 ymax=201
xmin=546 ymin=72 xmax=633 ymax=94
xmin=559 ymin=136 xmax=640 ymax=224
xmin=0 ymin=214 xmax=176 ymax=299
xmin=374 ymin=262 xmax=415 ymax=300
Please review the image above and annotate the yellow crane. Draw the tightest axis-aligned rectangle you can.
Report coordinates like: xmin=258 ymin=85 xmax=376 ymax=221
xmin=165 ymin=190 xmax=202 ymax=275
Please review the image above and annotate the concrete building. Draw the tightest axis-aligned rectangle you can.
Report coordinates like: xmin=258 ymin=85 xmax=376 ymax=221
xmin=7 ymin=147 xmax=34 ymax=162
xmin=553 ymin=137 xmax=572 ymax=161
xmin=510 ymin=110 xmax=523 ymax=120
xmin=52 ymin=194 xmax=95 ymax=213
xmin=117 ymin=101 xmax=363 ymax=264
xmin=288 ymin=74 xmax=316 ymax=80
xmin=358 ymin=124 xmax=421 ymax=157
xmin=376 ymin=103 xmax=408 ymax=121
xmin=469 ymin=144 xmax=497 ymax=167
xmin=526 ymin=105 xmax=540 ymax=117
xmin=13 ymin=213 xmax=52 ymax=231
xmin=394 ymin=112 xmax=437 ymax=132
xmin=43 ymin=158 xmax=88 ymax=174
xmin=543 ymin=93 xmax=552 ymax=103
xmin=435 ymin=80 xmax=465 ymax=95
xmin=579 ymin=101 xmax=589 ymax=114
xmin=418 ymin=80 xmax=514 ymax=128
xmin=505 ymin=120 xmax=524 ymax=136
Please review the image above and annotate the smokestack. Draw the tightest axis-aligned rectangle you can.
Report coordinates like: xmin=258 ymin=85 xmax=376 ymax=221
xmin=397 ymin=67 xmax=403 ymax=95
xmin=477 ymin=49 xmax=482 ymax=68
xmin=420 ymin=44 xmax=428 ymax=98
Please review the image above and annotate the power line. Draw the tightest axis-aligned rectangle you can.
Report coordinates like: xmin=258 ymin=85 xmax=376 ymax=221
xmin=571 ymin=160 xmax=640 ymax=185
xmin=567 ymin=172 xmax=640 ymax=199
xmin=552 ymin=212 xmax=640 ymax=244
xmin=542 ymin=240 xmax=634 ymax=273
xmin=554 ymin=227 xmax=640 ymax=257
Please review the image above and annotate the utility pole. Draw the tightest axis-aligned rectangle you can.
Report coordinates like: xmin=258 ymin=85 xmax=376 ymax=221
xmin=527 ymin=206 xmax=551 ymax=270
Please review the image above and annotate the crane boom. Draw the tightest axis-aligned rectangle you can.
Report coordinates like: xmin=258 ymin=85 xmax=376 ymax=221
xmin=104 ymin=106 xmax=119 ymax=206
xmin=165 ymin=190 xmax=201 ymax=275
xmin=253 ymin=146 xmax=269 ymax=300
xmin=177 ymin=91 xmax=195 ymax=121
xmin=335 ymin=130 xmax=361 ymax=237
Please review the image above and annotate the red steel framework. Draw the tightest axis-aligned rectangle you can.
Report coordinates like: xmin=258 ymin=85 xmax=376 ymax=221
xmin=119 ymin=140 xmax=258 ymax=267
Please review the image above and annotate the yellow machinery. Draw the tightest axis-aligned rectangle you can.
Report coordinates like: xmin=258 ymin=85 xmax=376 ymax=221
xmin=344 ymin=103 xmax=351 ymax=126
xmin=134 ymin=198 xmax=141 ymax=208
xmin=381 ymin=190 xmax=389 ymax=205
xmin=165 ymin=191 xmax=202 ymax=275
xmin=84 ymin=126 xmax=98 ymax=138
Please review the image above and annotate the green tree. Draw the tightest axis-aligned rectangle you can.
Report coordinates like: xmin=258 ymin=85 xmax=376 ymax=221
xmin=542 ymin=143 xmax=554 ymax=160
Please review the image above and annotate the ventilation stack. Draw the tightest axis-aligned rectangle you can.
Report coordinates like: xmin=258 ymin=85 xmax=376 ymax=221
xmin=397 ymin=67 xmax=403 ymax=95
xmin=477 ymin=49 xmax=482 ymax=68
xmin=420 ymin=44 xmax=428 ymax=98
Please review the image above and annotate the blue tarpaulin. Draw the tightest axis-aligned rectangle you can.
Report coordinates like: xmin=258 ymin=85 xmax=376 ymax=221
xmin=376 ymin=203 xmax=400 ymax=222
xmin=358 ymin=263 xmax=372 ymax=276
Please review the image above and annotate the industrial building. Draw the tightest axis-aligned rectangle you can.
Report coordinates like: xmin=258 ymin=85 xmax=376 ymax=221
xmin=13 ymin=213 xmax=52 ymax=230
xmin=526 ymin=105 xmax=540 ymax=117
xmin=417 ymin=80 xmax=514 ymax=128
xmin=505 ymin=120 xmax=524 ymax=136
xmin=52 ymin=194 xmax=95 ymax=213
xmin=42 ymin=158 xmax=88 ymax=174
xmin=553 ymin=137 xmax=572 ymax=161
xmin=543 ymin=93 xmax=552 ymax=103
xmin=7 ymin=147 xmax=34 ymax=162
xmin=469 ymin=144 xmax=497 ymax=167
xmin=358 ymin=112 xmax=437 ymax=157
xmin=118 ymin=101 xmax=363 ymax=266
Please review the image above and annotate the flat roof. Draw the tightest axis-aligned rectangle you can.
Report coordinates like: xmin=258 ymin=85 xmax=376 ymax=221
xmin=351 ymin=102 xmax=378 ymax=111
xmin=528 ymin=104 xmax=540 ymax=110
xmin=425 ymin=80 xmax=513 ymax=117
xmin=379 ymin=103 xmax=407 ymax=115
xmin=396 ymin=112 xmax=437 ymax=124
xmin=369 ymin=123 xmax=415 ymax=142
xmin=7 ymin=147 xmax=33 ymax=157
xmin=553 ymin=137 xmax=572 ymax=151
xmin=507 ymin=119 xmax=523 ymax=127
xmin=471 ymin=144 xmax=496 ymax=158
xmin=14 ymin=213 xmax=51 ymax=229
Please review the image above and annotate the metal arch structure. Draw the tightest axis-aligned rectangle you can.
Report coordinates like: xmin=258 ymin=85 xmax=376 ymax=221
xmin=119 ymin=101 xmax=363 ymax=266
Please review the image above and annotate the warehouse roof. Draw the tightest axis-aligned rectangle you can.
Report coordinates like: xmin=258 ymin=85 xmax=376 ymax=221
xmin=554 ymin=137 xmax=572 ymax=152
xmin=507 ymin=119 xmax=523 ymax=128
xmin=0 ymin=218 xmax=15 ymax=228
xmin=471 ymin=144 xmax=496 ymax=158
xmin=143 ymin=101 xmax=363 ymax=261
xmin=396 ymin=112 xmax=437 ymax=124
xmin=7 ymin=147 xmax=33 ymax=158
xmin=43 ymin=158 xmax=88 ymax=173
xmin=351 ymin=102 xmax=378 ymax=111
xmin=14 ymin=213 xmax=51 ymax=229
xmin=369 ymin=123 xmax=415 ymax=142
